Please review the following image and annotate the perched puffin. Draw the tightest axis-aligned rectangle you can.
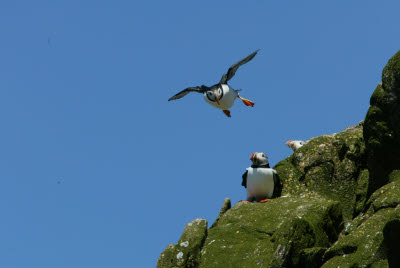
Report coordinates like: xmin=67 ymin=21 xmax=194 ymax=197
xmin=168 ymin=50 xmax=258 ymax=117
xmin=286 ymin=140 xmax=305 ymax=151
xmin=241 ymin=152 xmax=281 ymax=203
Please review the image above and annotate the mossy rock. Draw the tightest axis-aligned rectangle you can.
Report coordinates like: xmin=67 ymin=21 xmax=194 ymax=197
xmin=364 ymin=50 xmax=400 ymax=196
xmin=370 ymin=83 xmax=388 ymax=108
xmin=199 ymin=197 xmax=342 ymax=267
xmin=354 ymin=169 xmax=369 ymax=215
xmin=382 ymin=50 xmax=400 ymax=93
xmin=298 ymin=247 xmax=326 ymax=268
xmin=323 ymin=173 xmax=400 ymax=268
xmin=210 ymin=198 xmax=231 ymax=229
xmin=269 ymin=218 xmax=316 ymax=267
xmin=157 ymin=219 xmax=208 ymax=268
xmin=323 ymin=207 xmax=400 ymax=267
xmin=274 ymin=124 xmax=365 ymax=220
xmin=366 ymin=178 xmax=400 ymax=213
xmin=388 ymin=170 xmax=400 ymax=183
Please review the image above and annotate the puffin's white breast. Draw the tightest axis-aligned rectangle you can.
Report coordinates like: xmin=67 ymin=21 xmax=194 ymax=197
xmin=246 ymin=167 xmax=275 ymax=201
xmin=203 ymin=84 xmax=238 ymax=110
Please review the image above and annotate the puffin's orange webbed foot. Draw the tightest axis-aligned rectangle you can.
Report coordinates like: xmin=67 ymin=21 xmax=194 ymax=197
xmin=223 ymin=110 xmax=231 ymax=117
xmin=238 ymin=96 xmax=254 ymax=107
xmin=258 ymin=198 xmax=269 ymax=203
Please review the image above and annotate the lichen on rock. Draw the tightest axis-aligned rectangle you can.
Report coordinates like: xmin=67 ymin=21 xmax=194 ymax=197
xmin=274 ymin=123 xmax=366 ymax=221
xmin=157 ymin=219 xmax=208 ymax=268
xmin=198 ymin=197 xmax=342 ymax=267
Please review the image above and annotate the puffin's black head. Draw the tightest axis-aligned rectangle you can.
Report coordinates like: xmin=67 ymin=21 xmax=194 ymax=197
xmin=250 ymin=152 xmax=269 ymax=166
xmin=205 ymin=86 xmax=223 ymax=105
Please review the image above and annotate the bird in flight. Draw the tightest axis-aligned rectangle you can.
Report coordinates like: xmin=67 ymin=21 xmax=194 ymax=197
xmin=168 ymin=50 xmax=259 ymax=117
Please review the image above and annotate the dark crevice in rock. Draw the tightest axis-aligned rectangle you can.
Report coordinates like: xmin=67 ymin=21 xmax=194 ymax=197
xmin=299 ymin=173 xmax=306 ymax=182
xmin=338 ymin=144 xmax=349 ymax=162
xmin=299 ymin=247 xmax=326 ymax=268
xmin=342 ymin=245 xmax=357 ymax=255
xmin=372 ymin=203 xmax=399 ymax=213
xmin=323 ymin=203 xmax=343 ymax=244
xmin=323 ymin=245 xmax=358 ymax=263
xmin=255 ymin=229 xmax=273 ymax=237
xmin=383 ymin=220 xmax=400 ymax=267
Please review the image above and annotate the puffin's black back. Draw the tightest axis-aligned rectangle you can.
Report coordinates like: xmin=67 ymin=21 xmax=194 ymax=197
xmin=272 ymin=173 xmax=282 ymax=198
xmin=241 ymin=171 xmax=248 ymax=188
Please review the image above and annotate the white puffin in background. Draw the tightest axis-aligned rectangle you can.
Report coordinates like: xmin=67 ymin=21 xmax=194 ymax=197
xmin=241 ymin=152 xmax=281 ymax=203
xmin=286 ymin=140 xmax=306 ymax=151
xmin=168 ymin=50 xmax=258 ymax=117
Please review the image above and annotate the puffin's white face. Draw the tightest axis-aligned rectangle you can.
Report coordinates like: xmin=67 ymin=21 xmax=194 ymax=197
xmin=250 ymin=152 xmax=269 ymax=165
xmin=286 ymin=140 xmax=305 ymax=151
xmin=205 ymin=88 xmax=223 ymax=105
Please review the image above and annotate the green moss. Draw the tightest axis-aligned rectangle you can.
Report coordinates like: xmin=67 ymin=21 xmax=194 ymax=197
xmin=295 ymin=136 xmax=336 ymax=171
xmin=323 ymin=208 xmax=400 ymax=267
xmin=382 ymin=50 xmax=400 ymax=92
xmin=363 ymin=104 xmax=397 ymax=195
xmin=199 ymin=197 xmax=342 ymax=267
xmin=372 ymin=259 xmax=390 ymax=267
xmin=270 ymin=218 xmax=316 ymax=267
xmin=370 ymin=83 xmax=388 ymax=108
xmin=157 ymin=219 xmax=208 ymax=268
xmin=274 ymin=125 xmax=365 ymax=221
xmin=299 ymin=247 xmax=326 ymax=268
xmin=354 ymin=169 xmax=369 ymax=215
xmin=274 ymin=157 xmax=305 ymax=196
xmin=210 ymin=198 xmax=231 ymax=228
xmin=363 ymin=51 xmax=400 ymax=198
xmin=157 ymin=244 xmax=178 ymax=268
xmin=388 ymin=170 xmax=400 ymax=183
xmin=366 ymin=180 xmax=400 ymax=213
xmin=364 ymin=107 xmax=390 ymax=147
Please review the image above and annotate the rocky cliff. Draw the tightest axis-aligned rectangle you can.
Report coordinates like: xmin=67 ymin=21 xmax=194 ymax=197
xmin=158 ymin=50 xmax=400 ymax=267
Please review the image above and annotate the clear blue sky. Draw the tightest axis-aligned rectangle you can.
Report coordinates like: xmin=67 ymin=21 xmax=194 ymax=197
xmin=1 ymin=1 xmax=399 ymax=267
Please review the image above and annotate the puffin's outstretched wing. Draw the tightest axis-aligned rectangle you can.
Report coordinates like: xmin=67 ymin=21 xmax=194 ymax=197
xmin=168 ymin=86 xmax=205 ymax=101
xmin=220 ymin=50 xmax=259 ymax=84
xmin=241 ymin=170 xmax=248 ymax=188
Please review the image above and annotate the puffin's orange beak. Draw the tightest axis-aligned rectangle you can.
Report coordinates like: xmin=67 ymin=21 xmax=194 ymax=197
xmin=250 ymin=153 xmax=256 ymax=162
xmin=286 ymin=140 xmax=293 ymax=147
xmin=215 ymin=90 xmax=220 ymax=105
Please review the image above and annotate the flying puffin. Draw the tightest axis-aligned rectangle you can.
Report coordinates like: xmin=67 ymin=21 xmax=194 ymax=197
xmin=168 ymin=50 xmax=258 ymax=117
xmin=286 ymin=140 xmax=305 ymax=151
xmin=241 ymin=152 xmax=281 ymax=203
